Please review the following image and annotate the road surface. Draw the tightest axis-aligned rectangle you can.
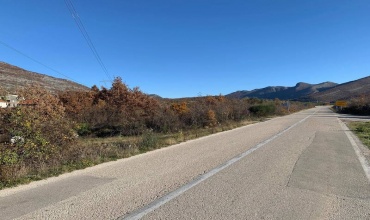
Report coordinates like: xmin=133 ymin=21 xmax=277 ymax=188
xmin=0 ymin=106 xmax=369 ymax=219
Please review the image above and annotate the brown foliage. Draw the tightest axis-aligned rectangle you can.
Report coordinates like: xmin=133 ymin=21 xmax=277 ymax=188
xmin=18 ymin=84 xmax=66 ymax=120
xmin=171 ymin=102 xmax=189 ymax=115
xmin=206 ymin=110 xmax=217 ymax=127
xmin=60 ymin=77 xmax=160 ymax=136
xmin=59 ymin=90 xmax=94 ymax=118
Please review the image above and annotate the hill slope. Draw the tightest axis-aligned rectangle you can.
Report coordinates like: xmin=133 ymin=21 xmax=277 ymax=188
xmin=308 ymin=76 xmax=370 ymax=102
xmin=227 ymin=82 xmax=337 ymax=100
xmin=0 ymin=61 xmax=89 ymax=93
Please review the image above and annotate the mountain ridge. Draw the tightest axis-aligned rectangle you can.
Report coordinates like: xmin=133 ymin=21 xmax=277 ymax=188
xmin=227 ymin=81 xmax=338 ymax=100
xmin=1 ymin=61 xmax=368 ymax=102
xmin=308 ymin=76 xmax=370 ymax=102
xmin=0 ymin=61 xmax=89 ymax=93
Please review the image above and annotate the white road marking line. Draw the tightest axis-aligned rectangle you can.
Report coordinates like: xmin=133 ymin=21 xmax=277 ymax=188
xmin=338 ymin=119 xmax=370 ymax=182
xmin=119 ymin=109 xmax=318 ymax=220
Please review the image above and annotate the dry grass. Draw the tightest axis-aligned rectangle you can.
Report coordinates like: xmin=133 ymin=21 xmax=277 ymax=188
xmin=348 ymin=121 xmax=370 ymax=149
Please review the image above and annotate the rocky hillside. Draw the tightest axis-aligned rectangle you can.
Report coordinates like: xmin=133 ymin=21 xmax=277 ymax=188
xmin=227 ymin=81 xmax=337 ymax=100
xmin=0 ymin=61 xmax=89 ymax=93
xmin=308 ymin=76 xmax=370 ymax=102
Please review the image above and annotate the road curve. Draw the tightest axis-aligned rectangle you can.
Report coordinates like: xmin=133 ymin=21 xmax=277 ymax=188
xmin=0 ymin=106 xmax=369 ymax=219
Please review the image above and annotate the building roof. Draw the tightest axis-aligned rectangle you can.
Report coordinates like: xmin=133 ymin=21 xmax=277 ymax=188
xmin=5 ymin=94 xmax=18 ymax=100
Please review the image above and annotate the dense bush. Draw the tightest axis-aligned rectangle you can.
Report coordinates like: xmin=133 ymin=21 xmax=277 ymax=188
xmin=0 ymin=85 xmax=77 ymax=184
xmin=338 ymin=95 xmax=370 ymax=116
xmin=340 ymin=104 xmax=370 ymax=115
xmin=249 ymin=104 xmax=276 ymax=117
xmin=59 ymin=77 xmax=159 ymax=136
xmin=58 ymin=81 xmax=312 ymax=137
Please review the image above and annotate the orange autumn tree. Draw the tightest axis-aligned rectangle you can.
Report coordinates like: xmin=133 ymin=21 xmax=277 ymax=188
xmin=58 ymin=90 xmax=94 ymax=120
xmin=171 ymin=102 xmax=189 ymax=116
xmin=206 ymin=109 xmax=217 ymax=127
xmin=101 ymin=77 xmax=159 ymax=135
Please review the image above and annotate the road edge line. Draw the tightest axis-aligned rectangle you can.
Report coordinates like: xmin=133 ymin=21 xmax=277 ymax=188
xmin=338 ymin=119 xmax=370 ymax=182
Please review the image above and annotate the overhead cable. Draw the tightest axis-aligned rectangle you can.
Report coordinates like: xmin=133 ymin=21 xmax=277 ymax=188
xmin=0 ymin=40 xmax=82 ymax=84
xmin=64 ymin=0 xmax=112 ymax=81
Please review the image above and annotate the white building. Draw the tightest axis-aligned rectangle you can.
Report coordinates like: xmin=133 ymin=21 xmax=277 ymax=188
xmin=5 ymin=94 xmax=18 ymax=108
xmin=0 ymin=100 xmax=7 ymax=108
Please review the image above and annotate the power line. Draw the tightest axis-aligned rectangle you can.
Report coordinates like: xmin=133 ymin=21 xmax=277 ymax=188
xmin=64 ymin=0 xmax=112 ymax=81
xmin=0 ymin=40 xmax=82 ymax=84
xmin=100 ymin=80 xmax=112 ymax=87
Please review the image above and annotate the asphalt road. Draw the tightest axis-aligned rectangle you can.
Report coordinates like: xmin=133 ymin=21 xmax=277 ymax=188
xmin=1 ymin=106 xmax=369 ymax=220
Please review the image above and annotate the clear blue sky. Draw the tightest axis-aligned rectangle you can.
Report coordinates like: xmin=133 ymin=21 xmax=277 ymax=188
xmin=1 ymin=0 xmax=369 ymax=98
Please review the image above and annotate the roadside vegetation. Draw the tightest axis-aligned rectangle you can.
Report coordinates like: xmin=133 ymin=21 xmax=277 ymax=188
xmin=334 ymin=95 xmax=370 ymax=149
xmin=348 ymin=122 xmax=370 ymax=149
xmin=336 ymin=95 xmax=370 ymax=116
xmin=0 ymin=77 xmax=315 ymax=189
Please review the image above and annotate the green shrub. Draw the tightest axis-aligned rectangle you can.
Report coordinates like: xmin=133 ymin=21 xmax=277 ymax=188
xmin=341 ymin=104 xmax=370 ymax=116
xmin=0 ymin=149 xmax=19 ymax=165
xmin=249 ymin=104 xmax=276 ymax=117
xmin=76 ymin=123 xmax=91 ymax=136
xmin=139 ymin=129 xmax=159 ymax=151
xmin=349 ymin=122 xmax=370 ymax=149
